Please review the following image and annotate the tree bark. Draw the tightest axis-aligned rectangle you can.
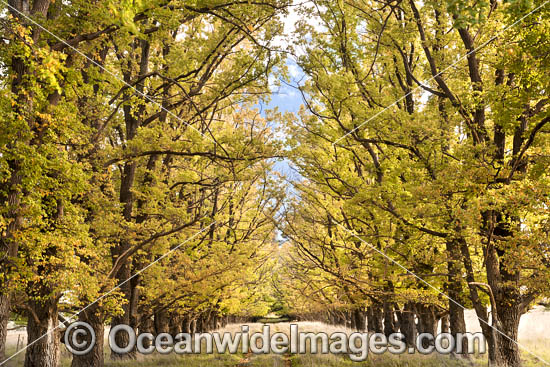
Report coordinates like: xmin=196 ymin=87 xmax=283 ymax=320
xmin=24 ymin=298 xmax=60 ymax=367
xmin=487 ymin=241 xmax=523 ymax=367
xmin=400 ymin=302 xmax=417 ymax=346
xmin=154 ymin=310 xmax=169 ymax=335
xmin=0 ymin=295 xmax=10 ymax=362
xmin=446 ymin=238 xmax=469 ymax=357
xmin=182 ymin=315 xmax=191 ymax=334
xmin=353 ymin=308 xmax=366 ymax=332
xmin=367 ymin=304 xmax=383 ymax=333
xmin=383 ymin=301 xmax=396 ymax=337
xmin=440 ymin=314 xmax=449 ymax=333
xmin=169 ymin=315 xmax=182 ymax=335
xmin=349 ymin=310 xmax=356 ymax=330
xmin=70 ymin=304 xmax=105 ymax=367
xmin=416 ymin=303 xmax=437 ymax=349
xmin=108 ymin=39 xmax=150 ymax=361
xmin=493 ymin=305 xmax=521 ymax=367
xmin=109 ymin=260 xmax=137 ymax=360
xmin=0 ymin=164 xmax=22 ymax=362
xmin=140 ymin=316 xmax=154 ymax=349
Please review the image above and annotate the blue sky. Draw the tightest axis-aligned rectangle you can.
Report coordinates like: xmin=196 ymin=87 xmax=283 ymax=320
xmin=260 ymin=59 xmax=304 ymax=181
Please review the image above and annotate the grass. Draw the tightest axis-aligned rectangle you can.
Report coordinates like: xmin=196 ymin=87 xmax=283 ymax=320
xmin=519 ymin=339 xmax=550 ymax=367
xmin=4 ymin=344 xmax=548 ymax=367
xmin=3 ymin=342 xmax=486 ymax=367
xmin=4 ymin=321 xmax=550 ymax=366
xmin=87 ymin=353 xmax=479 ymax=367
xmin=291 ymin=353 xmax=477 ymax=367
xmin=5 ymin=342 xmax=481 ymax=367
xmin=102 ymin=353 xmax=243 ymax=367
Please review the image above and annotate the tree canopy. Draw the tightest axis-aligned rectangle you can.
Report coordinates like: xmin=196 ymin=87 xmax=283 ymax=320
xmin=1 ymin=0 xmax=550 ymax=367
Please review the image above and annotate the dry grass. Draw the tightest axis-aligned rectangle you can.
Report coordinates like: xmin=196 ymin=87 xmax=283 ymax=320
xmin=3 ymin=316 xmax=550 ymax=366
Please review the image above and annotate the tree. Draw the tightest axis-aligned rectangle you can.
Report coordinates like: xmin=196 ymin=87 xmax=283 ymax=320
xmin=283 ymin=0 xmax=550 ymax=365
xmin=1 ymin=1 xmax=289 ymax=366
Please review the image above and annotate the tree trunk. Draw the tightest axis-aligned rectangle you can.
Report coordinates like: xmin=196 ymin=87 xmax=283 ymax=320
xmin=109 ymin=260 xmax=136 ymax=360
xmin=354 ymin=308 xmax=366 ymax=332
xmin=0 ymin=294 xmax=10 ymax=362
xmin=70 ymin=304 xmax=105 ymax=367
xmin=203 ymin=311 xmax=213 ymax=332
xmin=349 ymin=310 xmax=356 ymax=330
xmin=140 ymin=317 xmax=154 ymax=349
xmin=446 ymin=238 xmax=469 ymax=357
xmin=196 ymin=315 xmax=204 ymax=333
xmin=486 ymin=216 xmax=524 ymax=367
xmin=108 ymin=46 xmax=147 ymax=357
xmin=169 ymin=315 xmax=182 ymax=335
xmin=182 ymin=315 xmax=191 ymax=334
xmin=0 ymin=162 xmax=24 ymax=362
xmin=154 ymin=310 xmax=170 ymax=335
xmin=336 ymin=311 xmax=346 ymax=327
xmin=493 ymin=305 xmax=521 ymax=367
xmin=211 ymin=313 xmax=219 ymax=330
xmin=2 ymin=1 xmax=54 ymax=359
xmin=440 ymin=314 xmax=449 ymax=333
xmin=460 ymin=238 xmax=500 ymax=364
xmin=383 ymin=301 xmax=396 ymax=337
xmin=222 ymin=315 xmax=228 ymax=328
xmin=488 ymin=245 xmax=523 ymax=367
xmin=24 ymin=299 xmax=60 ymax=367
xmin=416 ymin=303 xmax=437 ymax=349
xmin=449 ymin=304 xmax=469 ymax=356
xmin=400 ymin=302 xmax=416 ymax=346
xmin=109 ymin=256 xmax=139 ymax=360
xmin=367 ymin=304 xmax=383 ymax=333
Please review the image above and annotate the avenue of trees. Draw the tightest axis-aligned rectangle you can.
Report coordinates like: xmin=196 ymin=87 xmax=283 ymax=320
xmin=1 ymin=0 xmax=287 ymax=366
xmin=276 ymin=0 xmax=550 ymax=367
xmin=1 ymin=1 xmax=550 ymax=367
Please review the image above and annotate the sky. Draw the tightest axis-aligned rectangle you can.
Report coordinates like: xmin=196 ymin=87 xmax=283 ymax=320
xmin=261 ymin=60 xmax=303 ymax=182
xmin=256 ymin=2 xmax=320 ymax=181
